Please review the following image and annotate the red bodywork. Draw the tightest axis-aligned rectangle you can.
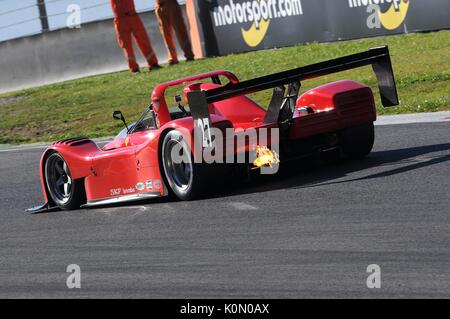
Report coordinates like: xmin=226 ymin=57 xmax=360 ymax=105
xmin=37 ymin=70 xmax=376 ymax=208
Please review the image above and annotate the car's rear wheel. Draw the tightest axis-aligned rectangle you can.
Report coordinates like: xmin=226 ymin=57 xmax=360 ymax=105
xmin=45 ymin=152 xmax=85 ymax=210
xmin=161 ymin=130 xmax=206 ymax=201
xmin=339 ymin=123 xmax=375 ymax=159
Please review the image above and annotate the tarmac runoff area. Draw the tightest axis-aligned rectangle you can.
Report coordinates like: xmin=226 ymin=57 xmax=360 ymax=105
xmin=0 ymin=111 xmax=449 ymax=298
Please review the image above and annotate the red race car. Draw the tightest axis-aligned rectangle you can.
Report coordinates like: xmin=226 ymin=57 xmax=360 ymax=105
xmin=28 ymin=46 xmax=398 ymax=213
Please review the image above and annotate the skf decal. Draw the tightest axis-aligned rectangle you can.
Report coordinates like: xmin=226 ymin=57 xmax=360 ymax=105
xmin=110 ymin=188 xmax=121 ymax=196
xmin=110 ymin=187 xmax=136 ymax=196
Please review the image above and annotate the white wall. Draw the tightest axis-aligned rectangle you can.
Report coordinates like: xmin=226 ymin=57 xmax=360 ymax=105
xmin=0 ymin=7 xmax=188 ymax=94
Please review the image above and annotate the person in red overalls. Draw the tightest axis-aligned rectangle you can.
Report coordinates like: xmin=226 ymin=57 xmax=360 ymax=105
xmin=155 ymin=0 xmax=195 ymax=65
xmin=111 ymin=0 xmax=160 ymax=73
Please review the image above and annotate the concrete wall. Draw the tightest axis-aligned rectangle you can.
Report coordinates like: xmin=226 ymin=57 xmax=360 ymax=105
xmin=0 ymin=7 xmax=188 ymax=94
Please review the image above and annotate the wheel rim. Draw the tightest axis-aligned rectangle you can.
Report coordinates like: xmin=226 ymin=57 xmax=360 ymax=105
xmin=45 ymin=154 xmax=72 ymax=205
xmin=163 ymin=138 xmax=193 ymax=191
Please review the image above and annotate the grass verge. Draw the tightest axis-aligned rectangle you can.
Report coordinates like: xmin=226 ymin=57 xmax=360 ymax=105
xmin=0 ymin=30 xmax=449 ymax=144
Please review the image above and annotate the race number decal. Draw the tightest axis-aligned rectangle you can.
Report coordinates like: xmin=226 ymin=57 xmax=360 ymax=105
xmin=196 ymin=117 xmax=213 ymax=148
xmin=188 ymin=90 xmax=214 ymax=149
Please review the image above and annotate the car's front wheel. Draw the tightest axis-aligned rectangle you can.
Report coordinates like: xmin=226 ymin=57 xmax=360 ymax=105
xmin=161 ymin=130 xmax=207 ymax=201
xmin=44 ymin=152 xmax=86 ymax=210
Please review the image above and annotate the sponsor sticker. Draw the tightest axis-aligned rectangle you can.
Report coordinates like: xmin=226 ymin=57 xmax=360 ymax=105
xmin=110 ymin=187 xmax=137 ymax=196
xmin=110 ymin=188 xmax=121 ymax=196
xmin=145 ymin=180 xmax=153 ymax=190
xmin=154 ymin=180 xmax=162 ymax=190
xmin=136 ymin=182 xmax=145 ymax=191
xmin=123 ymin=187 xmax=135 ymax=194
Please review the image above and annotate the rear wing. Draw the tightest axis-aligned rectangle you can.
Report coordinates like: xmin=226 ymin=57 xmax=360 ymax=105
xmin=188 ymin=46 xmax=398 ymax=145
xmin=203 ymin=45 xmax=398 ymax=107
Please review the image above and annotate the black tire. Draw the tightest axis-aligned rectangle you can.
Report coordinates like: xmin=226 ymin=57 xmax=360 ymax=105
xmin=44 ymin=152 xmax=86 ymax=210
xmin=161 ymin=130 xmax=207 ymax=201
xmin=339 ymin=123 xmax=375 ymax=159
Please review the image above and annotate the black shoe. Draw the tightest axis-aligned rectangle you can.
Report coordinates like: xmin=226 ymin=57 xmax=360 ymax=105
xmin=149 ymin=64 xmax=161 ymax=71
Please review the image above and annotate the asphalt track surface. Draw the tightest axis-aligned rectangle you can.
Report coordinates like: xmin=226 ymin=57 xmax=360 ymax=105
xmin=0 ymin=122 xmax=449 ymax=298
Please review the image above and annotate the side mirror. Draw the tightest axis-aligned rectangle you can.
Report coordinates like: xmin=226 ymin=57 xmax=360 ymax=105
xmin=113 ymin=111 xmax=129 ymax=133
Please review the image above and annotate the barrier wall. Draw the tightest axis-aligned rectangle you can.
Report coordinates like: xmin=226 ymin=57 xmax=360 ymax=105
xmin=0 ymin=7 xmax=189 ymax=94
xmin=189 ymin=0 xmax=450 ymax=56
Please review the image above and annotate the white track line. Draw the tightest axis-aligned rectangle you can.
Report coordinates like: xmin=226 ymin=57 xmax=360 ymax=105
xmin=376 ymin=111 xmax=450 ymax=126
xmin=228 ymin=202 xmax=258 ymax=211
xmin=0 ymin=145 xmax=47 ymax=153
xmin=0 ymin=138 xmax=113 ymax=153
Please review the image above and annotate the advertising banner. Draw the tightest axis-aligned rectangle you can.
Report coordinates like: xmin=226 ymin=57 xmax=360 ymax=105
xmin=190 ymin=0 xmax=450 ymax=56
